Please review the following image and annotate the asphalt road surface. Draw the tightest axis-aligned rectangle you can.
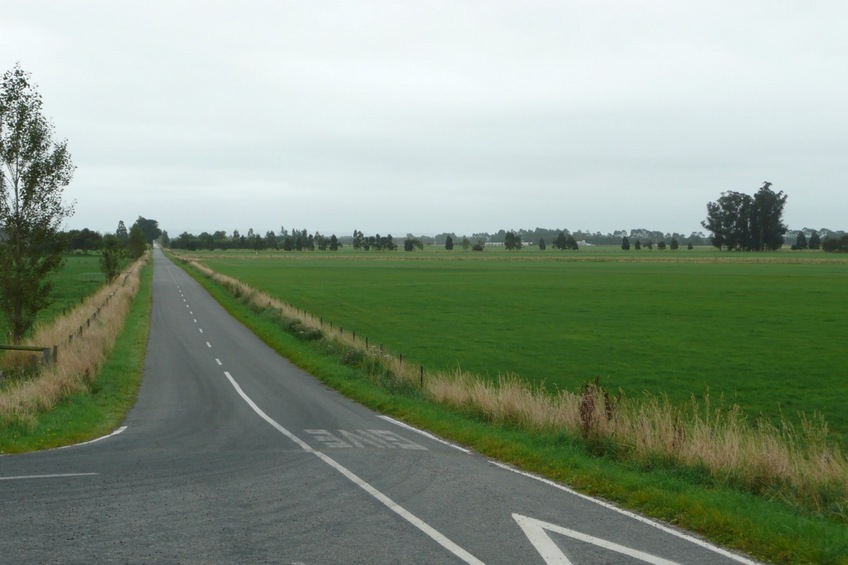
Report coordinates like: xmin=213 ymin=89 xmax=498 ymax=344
xmin=0 ymin=248 xmax=760 ymax=564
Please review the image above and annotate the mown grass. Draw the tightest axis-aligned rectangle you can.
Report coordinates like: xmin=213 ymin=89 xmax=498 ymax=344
xmin=0 ymin=258 xmax=151 ymax=452
xmin=193 ymin=246 xmax=848 ymax=446
xmin=175 ymin=253 xmax=848 ymax=564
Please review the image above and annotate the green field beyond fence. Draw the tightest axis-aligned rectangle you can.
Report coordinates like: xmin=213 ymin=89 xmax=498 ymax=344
xmin=195 ymin=246 xmax=848 ymax=445
xmin=0 ymin=254 xmax=106 ymax=342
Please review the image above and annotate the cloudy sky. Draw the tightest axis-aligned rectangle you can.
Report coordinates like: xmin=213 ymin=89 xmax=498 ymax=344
xmin=2 ymin=1 xmax=846 ymax=238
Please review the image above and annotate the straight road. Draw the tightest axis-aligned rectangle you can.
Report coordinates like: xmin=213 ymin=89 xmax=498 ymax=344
xmin=0 ymin=248 xmax=759 ymax=563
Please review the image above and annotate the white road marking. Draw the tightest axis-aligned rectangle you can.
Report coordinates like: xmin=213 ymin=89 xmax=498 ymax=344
xmin=55 ymin=426 xmax=128 ymax=450
xmin=222 ymin=371 xmax=482 ymax=564
xmin=199 ymin=328 xmax=204 ymax=334
xmin=378 ymin=415 xmax=471 ymax=453
xmin=492 ymin=462 xmax=759 ymax=564
xmin=0 ymin=473 xmax=98 ymax=481
xmin=206 ymin=341 xmax=212 ymax=348
xmin=514 ymin=513 xmax=680 ymax=565
xmin=215 ymin=358 xmax=222 ymax=366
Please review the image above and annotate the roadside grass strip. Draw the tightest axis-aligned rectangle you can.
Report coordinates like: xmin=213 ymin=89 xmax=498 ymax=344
xmin=0 ymin=254 xmax=151 ymax=451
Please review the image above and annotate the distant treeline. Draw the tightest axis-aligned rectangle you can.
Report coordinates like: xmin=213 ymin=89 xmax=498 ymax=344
xmin=61 ymin=223 xmax=847 ymax=253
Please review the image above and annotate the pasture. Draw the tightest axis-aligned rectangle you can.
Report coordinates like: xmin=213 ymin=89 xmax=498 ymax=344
xmin=195 ymin=246 xmax=848 ymax=444
xmin=0 ymin=254 xmax=106 ymax=342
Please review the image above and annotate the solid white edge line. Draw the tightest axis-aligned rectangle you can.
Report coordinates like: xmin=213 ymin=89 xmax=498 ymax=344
xmin=222 ymin=371 xmax=483 ymax=565
xmin=0 ymin=472 xmax=99 ymax=481
xmin=489 ymin=461 xmax=761 ymax=565
xmin=378 ymin=415 xmax=471 ymax=454
xmin=56 ymin=426 xmax=129 ymax=450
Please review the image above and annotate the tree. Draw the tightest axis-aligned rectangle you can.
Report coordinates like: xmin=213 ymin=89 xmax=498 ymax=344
xmin=116 ymin=220 xmax=128 ymax=246
xmin=809 ymin=231 xmax=821 ymax=250
xmin=553 ymin=231 xmax=568 ymax=250
xmin=793 ymin=232 xmax=807 ymax=250
xmin=127 ymin=223 xmax=147 ymax=259
xmin=100 ymin=234 xmax=122 ymax=282
xmin=702 ymin=182 xmax=787 ymax=251
xmin=0 ymin=65 xmax=75 ymax=343
xmin=445 ymin=235 xmax=454 ymax=251
xmin=635 ymin=240 xmax=641 ymax=250
xmin=621 ymin=236 xmax=630 ymax=251
xmin=670 ymin=238 xmax=679 ymax=250
xmin=538 ymin=238 xmax=546 ymax=251
xmin=462 ymin=236 xmax=470 ymax=251
xmin=657 ymin=241 xmax=666 ymax=250
xmin=133 ymin=216 xmax=161 ymax=243
xmin=822 ymin=234 xmax=848 ymax=253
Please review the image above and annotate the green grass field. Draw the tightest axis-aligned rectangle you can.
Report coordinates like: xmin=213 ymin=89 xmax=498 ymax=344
xmin=0 ymin=254 xmax=106 ymax=342
xmin=195 ymin=246 xmax=848 ymax=445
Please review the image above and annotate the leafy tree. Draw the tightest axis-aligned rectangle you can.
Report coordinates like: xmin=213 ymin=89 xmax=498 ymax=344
xmin=621 ymin=236 xmax=630 ymax=251
xmin=670 ymin=238 xmax=679 ymax=250
xmin=634 ymin=239 xmax=641 ymax=250
xmin=65 ymin=228 xmax=102 ymax=253
xmin=329 ymin=234 xmax=339 ymax=251
xmin=116 ymin=220 xmax=128 ymax=246
xmin=127 ymin=223 xmax=147 ymax=259
xmin=822 ymin=234 xmax=848 ymax=252
xmin=133 ymin=216 xmax=161 ymax=243
xmin=702 ymin=182 xmax=787 ymax=251
xmin=809 ymin=231 xmax=821 ymax=250
xmin=100 ymin=234 xmax=122 ymax=282
xmin=504 ymin=231 xmax=523 ymax=250
xmin=657 ymin=241 xmax=666 ymax=250
xmin=462 ymin=236 xmax=470 ymax=251
xmin=687 ymin=242 xmax=693 ymax=250
xmin=566 ymin=234 xmax=579 ymax=250
xmin=445 ymin=235 xmax=454 ymax=250
xmin=538 ymin=238 xmax=546 ymax=251
xmin=265 ymin=230 xmax=277 ymax=249
xmin=0 ymin=65 xmax=75 ymax=343
xmin=159 ymin=230 xmax=170 ymax=248
xmin=794 ymin=232 xmax=808 ymax=250
xmin=553 ymin=231 xmax=568 ymax=250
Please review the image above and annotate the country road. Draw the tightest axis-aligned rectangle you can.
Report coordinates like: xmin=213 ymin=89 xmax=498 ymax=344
xmin=0 ymin=248 xmax=759 ymax=563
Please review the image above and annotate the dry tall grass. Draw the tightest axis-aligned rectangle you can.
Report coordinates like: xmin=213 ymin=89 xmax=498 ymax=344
xmin=0 ymin=254 xmax=148 ymax=428
xmin=181 ymin=255 xmax=848 ymax=520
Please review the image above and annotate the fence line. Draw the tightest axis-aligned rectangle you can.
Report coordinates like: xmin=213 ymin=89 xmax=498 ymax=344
xmin=0 ymin=263 xmax=141 ymax=376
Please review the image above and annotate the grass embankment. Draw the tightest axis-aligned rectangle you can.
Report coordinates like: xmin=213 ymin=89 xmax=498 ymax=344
xmin=0 ymin=255 xmax=151 ymax=452
xmin=173 ymin=252 xmax=848 ymax=564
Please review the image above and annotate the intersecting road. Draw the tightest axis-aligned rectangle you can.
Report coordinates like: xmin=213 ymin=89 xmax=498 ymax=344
xmin=0 ymin=248 xmax=758 ymax=563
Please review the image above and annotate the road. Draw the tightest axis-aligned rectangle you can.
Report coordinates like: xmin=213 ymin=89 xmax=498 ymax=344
xmin=0 ymin=248 xmax=759 ymax=563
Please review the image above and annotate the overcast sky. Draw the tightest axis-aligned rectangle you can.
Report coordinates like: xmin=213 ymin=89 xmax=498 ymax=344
xmin=3 ymin=1 xmax=846 ymax=238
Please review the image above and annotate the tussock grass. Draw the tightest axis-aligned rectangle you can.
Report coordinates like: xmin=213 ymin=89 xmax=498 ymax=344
xmin=178 ymin=254 xmax=848 ymax=522
xmin=0 ymin=254 xmax=148 ymax=428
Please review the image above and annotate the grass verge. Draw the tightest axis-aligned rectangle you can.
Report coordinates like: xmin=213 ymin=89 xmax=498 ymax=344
xmin=174 ymin=254 xmax=847 ymax=564
xmin=0 ymin=258 xmax=152 ymax=452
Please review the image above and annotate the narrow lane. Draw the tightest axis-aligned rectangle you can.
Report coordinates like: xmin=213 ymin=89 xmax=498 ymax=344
xmin=0 ymin=249 xmax=758 ymax=564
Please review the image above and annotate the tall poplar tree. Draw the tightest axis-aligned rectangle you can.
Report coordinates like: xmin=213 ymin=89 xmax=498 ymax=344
xmin=0 ymin=65 xmax=75 ymax=343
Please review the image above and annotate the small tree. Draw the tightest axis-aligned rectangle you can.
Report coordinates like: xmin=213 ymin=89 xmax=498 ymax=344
xmin=127 ymin=224 xmax=146 ymax=259
xmin=100 ymin=234 xmax=122 ymax=282
xmin=0 ymin=65 xmax=75 ymax=343
xmin=445 ymin=235 xmax=454 ymax=250
xmin=670 ymin=238 xmax=679 ymax=250
xmin=687 ymin=241 xmax=694 ymax=250
xmin=657 ymin=241 xmax=666 ymax=250
xmin=462 ymin=236 xmax=470 ymax=251
xmin=116 ymin=220 xmax=128 ymax=246
xmin=538 ymin=238 xmax=546 ymax=251
xmin=621 ymin=236 xmax=630 ymax=251
xmin=635 ymin=240 xmax=641 ymax=250
xmin=795 ymin=232 xmax=808 ymax=250
xmin=809 ymin=231 xmax=821 ymax=250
